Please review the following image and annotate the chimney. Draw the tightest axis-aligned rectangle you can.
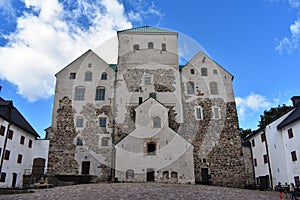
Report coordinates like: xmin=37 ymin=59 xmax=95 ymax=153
xmin=291 ymin=96 xmax=300 ymax=107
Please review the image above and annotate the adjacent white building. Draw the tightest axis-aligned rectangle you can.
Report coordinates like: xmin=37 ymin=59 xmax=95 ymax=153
xmin=0 ymin=97 xmax=49 ymax=188
xmin=247 ymin=96 xmax=300 ymax=189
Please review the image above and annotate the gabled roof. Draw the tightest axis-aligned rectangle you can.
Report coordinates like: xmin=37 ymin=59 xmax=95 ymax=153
xmin=0 ymin=97 xmax=39 ymax=138
xmin=277 ymin=106 xmax=300 ymax=129
xmin=118 ymin=26 xmax=177 ymax=34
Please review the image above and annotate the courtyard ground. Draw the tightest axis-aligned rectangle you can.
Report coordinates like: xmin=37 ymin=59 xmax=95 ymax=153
xmin=0 ymin=183 xmax=283 ymax=200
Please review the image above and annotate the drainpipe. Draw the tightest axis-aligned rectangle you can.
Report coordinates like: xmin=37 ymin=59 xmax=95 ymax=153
xmin=264 ymin=130 xmax=273 ymax=189
xmin=179 ymin=68 xmax=186 ymax=139
xmin=110 ymin=68 xmax=118 ymax=182
xmin=0 ymin=123 xmax=12 ymax=173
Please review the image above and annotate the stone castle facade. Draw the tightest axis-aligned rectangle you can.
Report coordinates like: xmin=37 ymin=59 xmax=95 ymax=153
xmin=46 ymin=26 xmax=249 ymax=187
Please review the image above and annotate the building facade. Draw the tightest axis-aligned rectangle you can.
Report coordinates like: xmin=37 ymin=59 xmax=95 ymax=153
xmin=47 ymin=26 xmax=248 ymax=187
xmin=0 ymin=97 xmax=49 ymax=188
xmin=247 ymin=96 xmax=300 ymax=189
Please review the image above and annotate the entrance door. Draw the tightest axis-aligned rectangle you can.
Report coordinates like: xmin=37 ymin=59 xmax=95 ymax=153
xmin=11 ymin=173 xmax=17 ymax=188
xmin=201 ymin=168 xmax=209 ymax=184
xmin=259 ymin=175 xmax=270 ymax=190
xmin=32 ymin=158 xmax=45 ymax=175
xmin=82 ymin=161 xmax=90 ymax=175
xmin=147 ymin=168 xmax=155 ymax=182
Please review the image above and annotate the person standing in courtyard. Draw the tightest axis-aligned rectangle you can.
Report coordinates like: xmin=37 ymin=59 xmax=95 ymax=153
xmin=290 ymin=183 xmax=297 ymax=200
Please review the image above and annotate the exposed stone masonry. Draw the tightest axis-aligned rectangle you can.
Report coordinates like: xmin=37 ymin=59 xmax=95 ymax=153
xmin=48 ymin=97 xmax=79 ymax=175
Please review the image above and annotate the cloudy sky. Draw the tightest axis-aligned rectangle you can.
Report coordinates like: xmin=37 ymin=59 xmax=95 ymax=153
xmin=0 ymin=0 xmax=300 ymax=137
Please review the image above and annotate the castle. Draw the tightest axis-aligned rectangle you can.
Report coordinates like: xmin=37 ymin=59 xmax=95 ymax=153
xmin=46 ymin=26 xmax=248 ymax=187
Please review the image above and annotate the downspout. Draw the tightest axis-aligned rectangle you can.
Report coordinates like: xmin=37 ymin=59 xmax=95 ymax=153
xmin=264 ymin=130 xmax=273 ymax=189
xmin=110 ymin=68 xmax=118 ymax=182
xmin=0 ymin=123 xmax=12 ymax=173
xmin=179 ymin=68 xmax=186 ymax=139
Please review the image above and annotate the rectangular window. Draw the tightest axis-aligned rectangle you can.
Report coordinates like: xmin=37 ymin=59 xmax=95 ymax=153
xmin=252 ymin=139 xmax=255 ymax=147
xmin=288 ymin=128 xmax=294 ymax=139
xmin=261 ymin=133 xmax=266 ymax=142
xmin=187 ymin=81 xmax=195 ymax=94
xmin=190 ymin=69 xmax=195 ymax=74
xmin=85 ymin=72 xmax=92 ymax=81
xmin=69 ymin=73 xmax=76 ymax=79
xmin=0 ymin=172 xmax=6 ymax=182
xmin=144 ymin=76 xmax=151 ymax=85
xmin=76 ymin=118 xmax=84 ymax=127
xmin=17 ymin=154 xmax=23 ymax=164
xmin=28 ymin=139 xmax=33 ymax=148
xmin=4 ymin=150 xmax=10 ymax=160
xmin=20 ymin=136 xmax=25 ymax=145
xmin=153 ymin=117 xmax=161 ymax=128
xmin=263 ymin=154 xmax=268 ymax=164
xmin=292 ymin=151 xmax=297 ymax=162
xmin=139 ymin=97 xmax=143 ymax=105
xmin=75 ymin=87 xmax=85 ymax=100
xmin=7 ymin=130 xmax=13 ymax=140
xmin=213 ymin=69 xmax=218 ymax=75
xmin=254 ymin=158 xmax=257 ymax=167
xmin=99 ymin=118 xmax=107 ymax=128
xmin=195 ymin=107 xmax=202 ymax=120
xmin=295 ymin=176 xmax=300 ymax=187
xmin=95 ymin=88 xmax=105 ymax=100
xmin=0 ymin=125 xmax=5 ymax=136
xmin=214 ymin=107 xmax=220 ymax=119
xmin=162 ymin=43 xmax=166 ymax=51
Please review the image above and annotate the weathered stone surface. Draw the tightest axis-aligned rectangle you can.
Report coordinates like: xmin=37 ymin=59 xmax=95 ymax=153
xmin=48 ymin=97 xmax=79 ymax=175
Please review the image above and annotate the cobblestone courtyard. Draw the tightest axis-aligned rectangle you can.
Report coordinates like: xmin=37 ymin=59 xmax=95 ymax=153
xmin=0 ymin=183 xmax=282 ymax=200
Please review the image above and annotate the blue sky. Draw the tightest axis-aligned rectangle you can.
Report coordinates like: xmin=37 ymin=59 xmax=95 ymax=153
xmin=0 ymin=0 xmax=300 ymax=138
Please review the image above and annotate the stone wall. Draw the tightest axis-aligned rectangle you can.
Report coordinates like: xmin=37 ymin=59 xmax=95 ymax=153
xmin=47 ymin=97 xmax=79 ymax=175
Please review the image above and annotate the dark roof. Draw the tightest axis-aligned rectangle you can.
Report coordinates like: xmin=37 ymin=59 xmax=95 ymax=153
xmin=118 ymin=26 xmax=176 ymax=34
xmin=0 ymin=97 xmax=39 ymax=138
xmin=277 ymin=106 xmax=300 ymax=129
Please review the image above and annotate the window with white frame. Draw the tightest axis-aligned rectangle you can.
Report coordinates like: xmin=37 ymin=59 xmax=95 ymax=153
xmin=85 ymin=71 xmax=92 ymax=81
xmin=195 ymin=106 xmax=203 ymax=120
xmin=210 ymin=81 xmax=218 ymax=95
xmin=213 ymin=107 xmax=220 ymax=119
xmin=144 ymin=75 xmax=152 ymax=85
xmin=187 ymin=81 xmax=195 ymax=94
xmin=76 ymin=117 xmax=84 ymax=127
xmin=99 ymin=117 xmax=107 ymax=128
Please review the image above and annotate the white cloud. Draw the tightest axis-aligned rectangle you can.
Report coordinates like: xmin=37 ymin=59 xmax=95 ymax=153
xmin=0 ymin=0 xmax=135 ymax=102
xmin=288 ymin=0 xmax=300 ymax=8
xmin=235 ymin=92 xmax=274 ymax=121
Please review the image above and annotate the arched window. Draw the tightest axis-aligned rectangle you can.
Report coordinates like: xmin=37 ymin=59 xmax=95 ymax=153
xmin=210 ymin=82 xmax=218 ymax=95
xmin=76 ymin=117 xmax=84 ymax=127
xmin=186 ymin=81 xmax=195 ymax=94
xmin=162 ymin=43 xmax=166 ymax=51
xmin=163 ymin=171 xmax=169 ymax=181
xmin=153 ymin=117 xmax=161 ymax=128
xmin=101 ymin=137 xmax=109 ymax=146
xmin=85 ymin=71 xmax=92 ymax=81
xmin=75 ymin=86 xmax=85 ymax=100
xmin=101 ymin=72 xmax=107 ymax=80
xmin=95 ymin=87 xmax=105 ymax=100
xmin=148 ymin=42 xmax=154 ymax=49
xmin=147 ymin=142 xmax=156 ymax=156
xmin=201 ymin=68 xmax=208 ymax=76
xmin=133 ymin=44 xmax=140 ymax=50
xmin=77 ymin=137 xmax=83 ymax=146
xmin=126 ymin=169 xmax=134 ymax=180
xmin=171 ymin=171 xmax=178 ymax=182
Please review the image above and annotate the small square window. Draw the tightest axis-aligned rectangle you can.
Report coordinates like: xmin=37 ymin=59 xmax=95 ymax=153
xmin=20 ymin=136 xmax=25 ymax=145
xmin=7 ymin=130 xmax=13 ymax=140
xmin=4 ymin=150 xmax=10 ymax=160
xmin=70 ymin=73 xmax=76 ymax=79
xmin=144 ymin=75 xmax=151 ymax=85
xmin=0 ymin=125 xmax=5 ymax=136
xmin=0 ymin=172 xmax=6 ymax=182
xmin=292 ymin=151 xmax=297 ymax=162
xmin=213 ymin=69 xmax=218 ymax=75
xmin=101 ymin=137 xmax=109 ymax=146
xmin=190 ymin=69 xmax=195 ymax=74
xmin=76 ymin=118 xmax=84 ymax=127
xmin=263 ymin=154 xmax=268 ymax=164
xmin=288 ymin=128 xmax=294 ymax=139
xmin=85 ymin=72 xmax=92 ymax=81
xmin=17 ymin=154 xmax=23 ymax=164
xmin=101 ymin=73 xmax=107 ymax=80
xmin=28 ymin=139 xmax=33 ymax=148
xmin=99 ymin=118 xmax=107 ymax=128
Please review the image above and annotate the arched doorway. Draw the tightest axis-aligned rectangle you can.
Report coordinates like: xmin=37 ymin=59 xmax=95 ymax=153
xmin=147 ymin=168 xmax=155 ymax=182
xmin=147 ymin=142 xmax=156 ymax=156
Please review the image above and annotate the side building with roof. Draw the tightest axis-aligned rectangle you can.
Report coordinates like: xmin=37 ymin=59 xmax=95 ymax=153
xmin=46 ymin=26 xmax=250 ymax=187
xmin=0 ymin=97 xmax=49 ymax=188
xmin=246 ymin=96 xmax=300 ymax=189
